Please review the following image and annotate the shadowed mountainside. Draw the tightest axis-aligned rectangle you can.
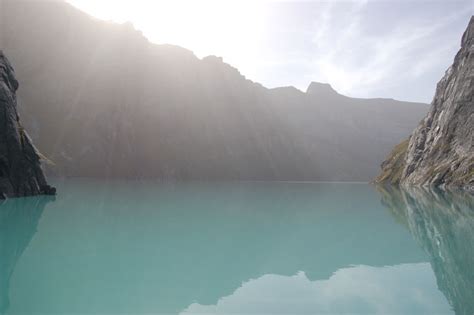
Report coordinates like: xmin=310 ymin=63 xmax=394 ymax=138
xmin=1 ymin=1 xmax=427 ymax=181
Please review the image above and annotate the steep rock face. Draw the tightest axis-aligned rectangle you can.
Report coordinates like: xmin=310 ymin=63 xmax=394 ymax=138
xmin=1 ymin=1 xmax=428 ymax=181
xmin=378 ymin=17 xmax=474 ymax=187
xmin=0 ymin=52 xmax=55 ymax=198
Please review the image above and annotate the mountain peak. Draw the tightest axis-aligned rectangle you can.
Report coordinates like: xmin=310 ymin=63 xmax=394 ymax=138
xmin=202 ymin=55 xmax=224 ymax=63
xmin=306 ymin=82 xmax=338 ymax=96
xmin=461 ymin=15 xmax=474 ymax=47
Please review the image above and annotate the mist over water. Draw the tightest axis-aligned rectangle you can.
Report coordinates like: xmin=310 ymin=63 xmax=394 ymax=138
xmin=1 ymin=179 xmax=472 ymax=314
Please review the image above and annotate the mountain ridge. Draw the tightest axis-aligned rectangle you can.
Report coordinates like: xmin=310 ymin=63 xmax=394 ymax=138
xmin=1 ymin=0 xmax=429 ymax=181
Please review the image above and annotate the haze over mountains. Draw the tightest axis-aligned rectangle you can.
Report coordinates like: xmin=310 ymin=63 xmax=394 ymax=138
xmin=1 ymin=1 xmax=428 ymax=181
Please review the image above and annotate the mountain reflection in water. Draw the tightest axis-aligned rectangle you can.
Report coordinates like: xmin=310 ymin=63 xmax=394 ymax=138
xmin=0 ymin=179 xmax=472 ymax=314
xmin=378 ymin=185 xmax=474 ymax=315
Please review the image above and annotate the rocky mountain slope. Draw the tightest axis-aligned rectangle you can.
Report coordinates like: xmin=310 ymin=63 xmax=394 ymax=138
xmin=377 ymin=17 xmax=474 ymax=187
xmin=0 ymin=51 xmax=55 ymax=198
xmin=1 ymin=1 xmax=428 ymax=181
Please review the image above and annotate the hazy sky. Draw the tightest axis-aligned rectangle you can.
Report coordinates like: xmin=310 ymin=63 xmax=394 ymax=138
xmin=68 ymin=0 xmax=473 ymax=103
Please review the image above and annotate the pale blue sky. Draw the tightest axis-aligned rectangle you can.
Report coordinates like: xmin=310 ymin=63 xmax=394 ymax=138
xmin=250 ymin=0 xmax=473 ymax=102
xmin=70 ymin=0 xmax=473 ymax=103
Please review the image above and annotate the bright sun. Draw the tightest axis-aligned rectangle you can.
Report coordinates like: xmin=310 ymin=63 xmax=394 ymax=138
xmin=66 ymin=0 xmax=266 ymax=73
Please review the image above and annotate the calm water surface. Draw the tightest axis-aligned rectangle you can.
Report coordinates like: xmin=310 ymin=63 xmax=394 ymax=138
xmin=0 ymin=179 xmax=473 ymax=314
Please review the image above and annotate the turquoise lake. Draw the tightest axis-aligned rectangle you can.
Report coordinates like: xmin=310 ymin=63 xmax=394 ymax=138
xmin=0 ymin=179 xmax=473 ymax=314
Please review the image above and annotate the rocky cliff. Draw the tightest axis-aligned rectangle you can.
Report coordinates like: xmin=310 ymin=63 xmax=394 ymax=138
xmin=0 ymin=51 xmax=55 ymax=198
xmin=377 ymin=17 xmax=474 ymax=188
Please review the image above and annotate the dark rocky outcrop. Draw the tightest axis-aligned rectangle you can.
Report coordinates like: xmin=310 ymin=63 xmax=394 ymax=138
xmin=0 ymin=51 xmax=55 ymax=198
xmin=377 ymin=17 xmax=474 ymax=188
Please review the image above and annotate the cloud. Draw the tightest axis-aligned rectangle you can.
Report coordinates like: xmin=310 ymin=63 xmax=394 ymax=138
xmin=299 ymin=1 xmax=474 ymax=101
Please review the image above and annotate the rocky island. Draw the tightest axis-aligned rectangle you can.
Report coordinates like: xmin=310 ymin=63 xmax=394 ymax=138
xmin=377 ymin=17 xmax=474 ymax=188
xmin=0 ymin=51 xmax=55 ymax=198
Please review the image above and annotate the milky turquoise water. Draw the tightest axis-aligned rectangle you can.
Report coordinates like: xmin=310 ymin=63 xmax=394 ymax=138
xmin=1 ymin=179 xmax=473 ymax=314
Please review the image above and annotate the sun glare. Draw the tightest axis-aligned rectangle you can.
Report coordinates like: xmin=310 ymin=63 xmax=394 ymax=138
xmin=67 ymin=0 xmax=266 ymax=74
